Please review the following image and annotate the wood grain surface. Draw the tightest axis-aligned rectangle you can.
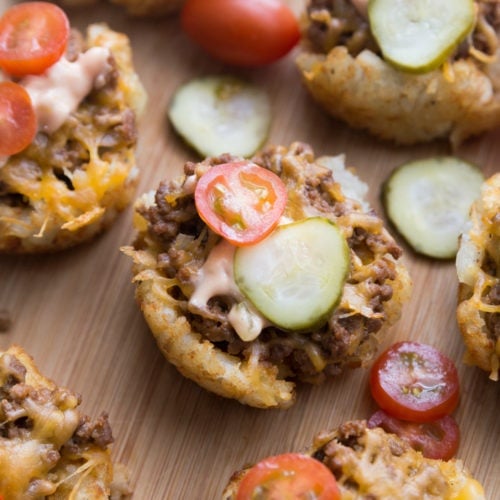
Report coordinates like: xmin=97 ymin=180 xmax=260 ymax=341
xmin=0 ymin=1 xmax=499 ymax=498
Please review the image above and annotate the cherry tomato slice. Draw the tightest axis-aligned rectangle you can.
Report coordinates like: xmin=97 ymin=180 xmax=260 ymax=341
xmin=370 ymin=341 xmax=459 ymax=423
xmin=0 ymin=2 xmax=69 ymax=77
xmin=367 ymin=409 xmax=460 ymax=460
xmin=236 ymin=453 xmax=340 ymax=500
xmin=194 ymin=161 xmax=287 ymax=246
xmin=0 ymin=81 xmax=36 ymax=156
xmin=181 ymin=0 xmax=300 ymax=67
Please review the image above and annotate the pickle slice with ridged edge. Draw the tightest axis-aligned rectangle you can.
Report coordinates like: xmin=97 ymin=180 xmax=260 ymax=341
xmin=234 ymin=217 xmax=349 ymax=332
xmin=168 ymin=75 xmax=271 ymax=158
xmin=382 ymin=157 xmax=484 ymax=259
xmin=368 ymin=0 xmax=475 ymax=73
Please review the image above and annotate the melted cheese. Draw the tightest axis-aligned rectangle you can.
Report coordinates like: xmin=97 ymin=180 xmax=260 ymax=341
xmin=451 ymin=478 xmax=486 ymax=500
xmin=0 ymin=440 xmax=57 ymax=497
xmin=0 ymin=349 xmax=81 ymax=497
xmin=329 ymin=425 xmax=486 ymax=500
xmin=21 ymin=47 xmax=111 ymax=134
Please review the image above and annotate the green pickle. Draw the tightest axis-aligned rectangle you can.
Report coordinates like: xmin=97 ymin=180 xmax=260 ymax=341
xmin=368 ymin=0 xmax=475 ymax=73
xmin=382 ymin=157 xmax=484 ymax=259
xmin=234 ymin=217 xmax=349 ymax=331
xmin=168 ymin=75 xmax=271 ymax=158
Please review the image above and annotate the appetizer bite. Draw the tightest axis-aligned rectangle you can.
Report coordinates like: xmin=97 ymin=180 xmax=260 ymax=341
xmin=0 ymin=2 xmax=146 ymax=253
xmin=224 ymin=342 xmax=473 ymax=496
xmin=0 ymin=345 xmax=130 ymax=498
xmin=296 ymin=0 xmax=500 ymax=145
xmin=123 ymin=142 xmax=411 ymax=408
xmin=456 ymin=172 xmax=500 ymax=380
xmin=222 ymin=420 xmax=485 ymax=499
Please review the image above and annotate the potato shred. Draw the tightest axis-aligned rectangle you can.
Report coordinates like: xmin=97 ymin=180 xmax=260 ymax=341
xmin=456 ymin=173 xmax=500 ymax=380
xmin=123 ymin=143 xmax=411 ymax=408
xmin=297 ymin=0 xmax=500 ymax=145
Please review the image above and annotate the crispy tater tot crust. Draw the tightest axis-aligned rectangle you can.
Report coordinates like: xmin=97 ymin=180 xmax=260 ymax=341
xmin=124 ymin=143 xmax=411 ymax=408
xmin=0 ymin=345 xmax=131 ymax=498
xmin=222 ymin=420 xmax=485 ymax=500
xmin=0 ymin=24 xmax=146 ymax=253
xmin=297 ymin=0 xmax=500 ymax=145
xmin=456 ymin=173 xmax=500 ymax=380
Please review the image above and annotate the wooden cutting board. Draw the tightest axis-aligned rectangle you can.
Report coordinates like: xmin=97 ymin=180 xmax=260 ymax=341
xmin=0 ymin=1 xmax=498 ymax=498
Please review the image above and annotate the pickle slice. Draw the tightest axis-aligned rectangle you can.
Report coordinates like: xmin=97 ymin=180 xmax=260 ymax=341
xmin=234 ymin=217 xmax=349 ymax=331
xmin=168 ymin=75 xmax=271 ymax=158
xmin=382 ymin=157 xmax=484 ymax=259
xmin=368 ymin=0 xmax=475 ymax=73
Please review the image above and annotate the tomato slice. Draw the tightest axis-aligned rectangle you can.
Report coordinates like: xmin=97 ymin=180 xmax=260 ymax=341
xmin=367 ymin=409 xmax=460 ymax=460
xmin=194 ymin=161 xmax=287 ymax=246
xmin=370 ymin=341 xmax=460 ymax=422
xmin=0 ymin=81 xmax=37 ymax=156
xmin=0 ymin=2 xmax=69 ymax=77
xmin=181 ymin=0 xmax=300 ymax=67
xmin=236 ymin=453 xmax=340 ymax=500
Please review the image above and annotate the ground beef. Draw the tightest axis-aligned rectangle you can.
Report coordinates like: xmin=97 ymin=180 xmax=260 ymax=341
xmin=139 ymin=144 xmax=406 ymax=382
xmin=95 ymin=108 xmax=138 ymax=148
xmin=1 ymin=352 xmax=112 ymax=451
xmin=476 ymin=1 xmax=500 ymax=54
xmin=306 ymin=0 xmax=499 ymax=61
xmin=489 ymin=283 xmax=500 ymax=304
xmin=485 ymin=283 xmax=500 ymax=341
xmin=306 ymin=0 xmax=379 ymax=55
xmin=0 ymin=28 xmax=132 ymax=205
xmin=190 ymin=314 xmax=235 ymax=343
xmin=142 ymin=181 xmax=200 ymax=245
xmin=349 ymin=227 xmax=402 ymax=263
xmin=1 ymin=355 xmax=27 ymax=388
xmin=65 ymin=413 xmax=114 ymax=453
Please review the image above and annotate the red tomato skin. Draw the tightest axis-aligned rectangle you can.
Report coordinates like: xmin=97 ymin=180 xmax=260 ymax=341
xmin=0 ymin=2 xmax=69 ymax=77
xmin=194 ymin=161 xmax=287 ymax=246
xmin=370 ymin=341 xmax=460 ymax=423
xmin=367 ymin=409 xmax=460 ymax=460
xmin=0 ymin=81 xmax=37 ymax=156
xmin=181 ymin=0 xmax=300 ymax=67
xmin=236 ymin=453 xmax=340 ymax=500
